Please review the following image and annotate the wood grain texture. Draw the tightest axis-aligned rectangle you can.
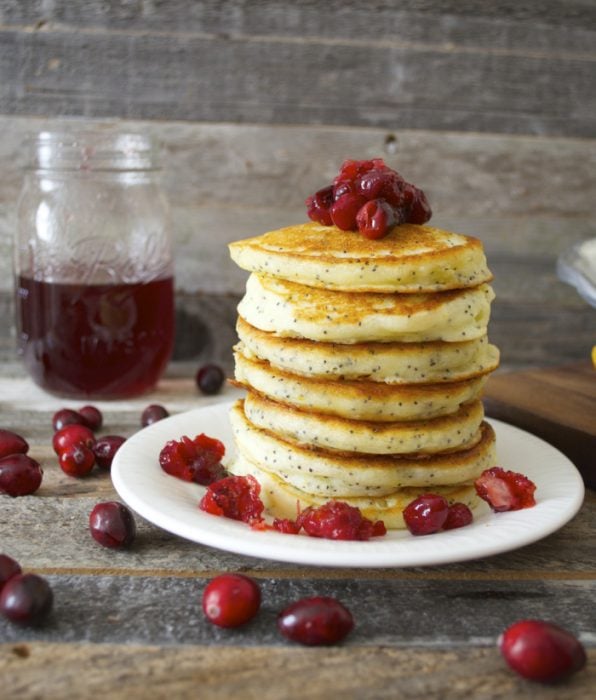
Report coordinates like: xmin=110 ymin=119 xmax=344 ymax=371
xmin=0 ymin=2 xmax=594 ymax=135
xmin=1 ymin=643 xmax=594 ymax=700
xmin=0 ymin=371 xmax=594 ymax=697
xmin=1 ymin=116 xmax=595 ymax=295
xmin=484 ymin=363 xmax=596 ymax=488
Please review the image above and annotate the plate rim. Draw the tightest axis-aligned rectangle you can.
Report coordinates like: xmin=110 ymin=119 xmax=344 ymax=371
xmin=111 ymin=400 xmax=585 ymax=568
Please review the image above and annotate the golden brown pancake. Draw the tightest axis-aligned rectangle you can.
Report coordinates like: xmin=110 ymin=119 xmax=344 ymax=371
xmin=234 ymin=351 xmax=488 ymax=421
xmin=236 ymin=317 xmax=500 ymax=384
xmin=229 ymin=221 xmax=492 ymax=293
xmin=242 ymin=392 xmax=484 ymax=455
xmin=230 ymin=399 xmax=496 ymax=495
xmin=238 ymin=273 xmax=494 ymax=343
xmin=229 ymin=451 xmax=481 ymax=530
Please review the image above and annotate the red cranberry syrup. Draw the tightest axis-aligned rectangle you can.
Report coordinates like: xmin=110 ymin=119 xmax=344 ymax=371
xmin=16 ymin=276 xmax=174 ymax=398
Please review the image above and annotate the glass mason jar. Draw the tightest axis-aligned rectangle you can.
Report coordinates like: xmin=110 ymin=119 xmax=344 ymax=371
xmin=14 ymin=130 xmax=175 ymax=398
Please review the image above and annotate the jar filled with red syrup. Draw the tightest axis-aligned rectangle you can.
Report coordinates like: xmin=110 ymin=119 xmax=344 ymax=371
xmin=14 ymin=130 xmax=175 ymax=398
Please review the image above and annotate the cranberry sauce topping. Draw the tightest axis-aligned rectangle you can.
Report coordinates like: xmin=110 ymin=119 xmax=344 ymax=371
xmin=199 ymin=475 xmax=264 ymax=524
xmin=159 ymin=434 xmax=227 ymax=485
xmin=403 ymin=493 xmax=449 ymax=536
xmin=296 ymin=501 xmax=386 ymax=541
xmin=475 ymin=467 xmax=536 ymax=512
xmin=305 ymin=158 xmax=431 ymax=238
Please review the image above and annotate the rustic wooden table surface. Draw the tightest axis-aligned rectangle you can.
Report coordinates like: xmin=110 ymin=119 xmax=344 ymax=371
xmin=0 ymin=357 xmax=594 ymax=700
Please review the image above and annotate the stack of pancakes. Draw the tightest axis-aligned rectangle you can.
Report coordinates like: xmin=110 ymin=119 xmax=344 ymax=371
xmin=227 ymin=222 xmax=499 ymax=529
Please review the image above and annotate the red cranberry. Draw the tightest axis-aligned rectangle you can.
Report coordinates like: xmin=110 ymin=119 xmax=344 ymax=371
xmin=296 ymin=501 xmax=386 ymax=540
xmin=141 ymin=404 xmax=169 ymax=427
xmin=356 ymin=199 xmax=396 ymax=239
xmin=93 ymin=435 xmax=126 ymax=470
xmin=58 ymin=444 xmax=95 ymax=477
xmin=89 ymin=502 xmax=136 ymax=548
xmin=272 ymin=518 xmax=301 ymax=534
xmin=403 ymin=493 xmax=449 ymax=535
xmin=475 ymin=467 xmax=536 ymax=512
xmin=443 ymin=502 xmax=474 ymax=530
xmin=52 ymin=424 xmax=95 ymax=455
xmin=52 ymin=408 xmax=85 ymax=432
xmin=499 ymin=620 xmax=587 ymax=683
xmin=79 ymin=405 xmax=103 ymax=431
xmin=0 ymin=454 xmax=43 ymax=497
xmin=277 ymin=596 xmax=354 ymax=646
xmin=0 ymin=554 xmax=22 ymax=591
xmin=196 ymin=364 xmax=225 ymax=395
xmin=202 ymin=574 xmax=261 ymax=628
xmin=335 ymin=158 xmax=385 ymax=186
xmin=159 ymin=433 xmax=226 ymax=485
xmin=405 ymin=184 xmax=432 ymax=224
xmin=199 ymin=475 xmax=264 ymax=524
xmin=305 ymin=186 xmax=334 ymax=226
xmin=330 ymin=193 xmax=367 ymax=231
xmin=0 ymin=429 xmax=29 ymax=459
xmin=0 ymin=573 xmax=53 ymax=625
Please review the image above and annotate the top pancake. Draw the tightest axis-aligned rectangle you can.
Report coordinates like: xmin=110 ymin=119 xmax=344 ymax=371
xmin=229 ymin=221 xmax=492 ymax=293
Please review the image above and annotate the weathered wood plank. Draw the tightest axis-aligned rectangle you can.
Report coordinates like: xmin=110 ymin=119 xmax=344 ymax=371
xmin=1 ymin=643 xmax=594 ymax=700
xmin=0 ymin=575 xmax=594 ymax=647
xmin=1 ymin=475 xmax=595 ymax=576
xmin=0 ymin=13 xmax=594 ymax=135
xmin=2 ymin=0 xmax=596 ymax=49
xmin=1 ymin=117 xmax=595 ymax=294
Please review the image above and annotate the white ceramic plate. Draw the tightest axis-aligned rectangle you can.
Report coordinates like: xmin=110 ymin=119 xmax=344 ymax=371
xmin=111 ymin=401 xmax=585 ymax=568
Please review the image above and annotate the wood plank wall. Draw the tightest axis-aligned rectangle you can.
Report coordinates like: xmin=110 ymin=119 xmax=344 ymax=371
xmin=0 ymin=1 xmax=594 ymax=370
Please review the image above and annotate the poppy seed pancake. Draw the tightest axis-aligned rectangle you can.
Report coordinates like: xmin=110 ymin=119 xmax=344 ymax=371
xmin=229 ymin=222 xmax=492 ymax=293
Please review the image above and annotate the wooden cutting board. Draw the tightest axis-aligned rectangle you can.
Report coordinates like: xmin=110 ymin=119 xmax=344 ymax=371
xmin=483 ymin=361 xmax=596 ymax=489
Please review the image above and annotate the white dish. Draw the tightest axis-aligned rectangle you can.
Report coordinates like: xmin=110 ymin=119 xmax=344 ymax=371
xmin=111 ymin=401 xmax=585 ymax=568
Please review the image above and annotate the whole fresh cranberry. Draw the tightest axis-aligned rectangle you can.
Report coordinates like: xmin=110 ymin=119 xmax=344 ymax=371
xmin=159 ymin=433 xmax=226 ymax=485
xmin=475 ymin=467 xmax=536 ymax=512
xmin=89 ymin=502 xmax=136 ymax=549
xmin=52 ymin=408 xmax=85 ymax=432
xmin=202 ymin=574 xmax=261 ymax=628
xmin=141 ymin=404 xmax=169 ymax=427
xmin=499 ymin=620 xmax=587 ymax=683
xmin=52 ymin=424 xmax=95 ymax=455
xmin=0 ymin=454 xmax=43 ymax=497
xmin=58 ymin=444 xmax=95 ymax=477
xmin=199 ymin=475 xmax=264 ymax=524
xmin=296 ymin=501 xmax=386 ymax=540
xmin=305 ymin=186 xmax=334 ymax=226
xmin=330 ymin=193 xmax=367 ymax=231
xmin=196 ymin=364 xmax=225 ymax=396
xmin=79 ymin=405 xmax=103 ymax=432
xmin=403 ymin=493 xmax=449 ymax=535
xmin=277 ymin=596 xmax=354 ymax=646
xmin=0 ymin=573 xmax=53 ymax=625
xmin=405 ymin=184 xmax=432 ymax=224
xmin=0 ymin=554 xmax=22 ymax=591
xmin=93 ymin=435 xmax=126 ymax=470
xmin=356 ymin=199 xmax=396 ymax=240
xmin=0 ymin=429 xmax=29 ymax=459
xmin=443 ymin=502 xmax=474 ymax=530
